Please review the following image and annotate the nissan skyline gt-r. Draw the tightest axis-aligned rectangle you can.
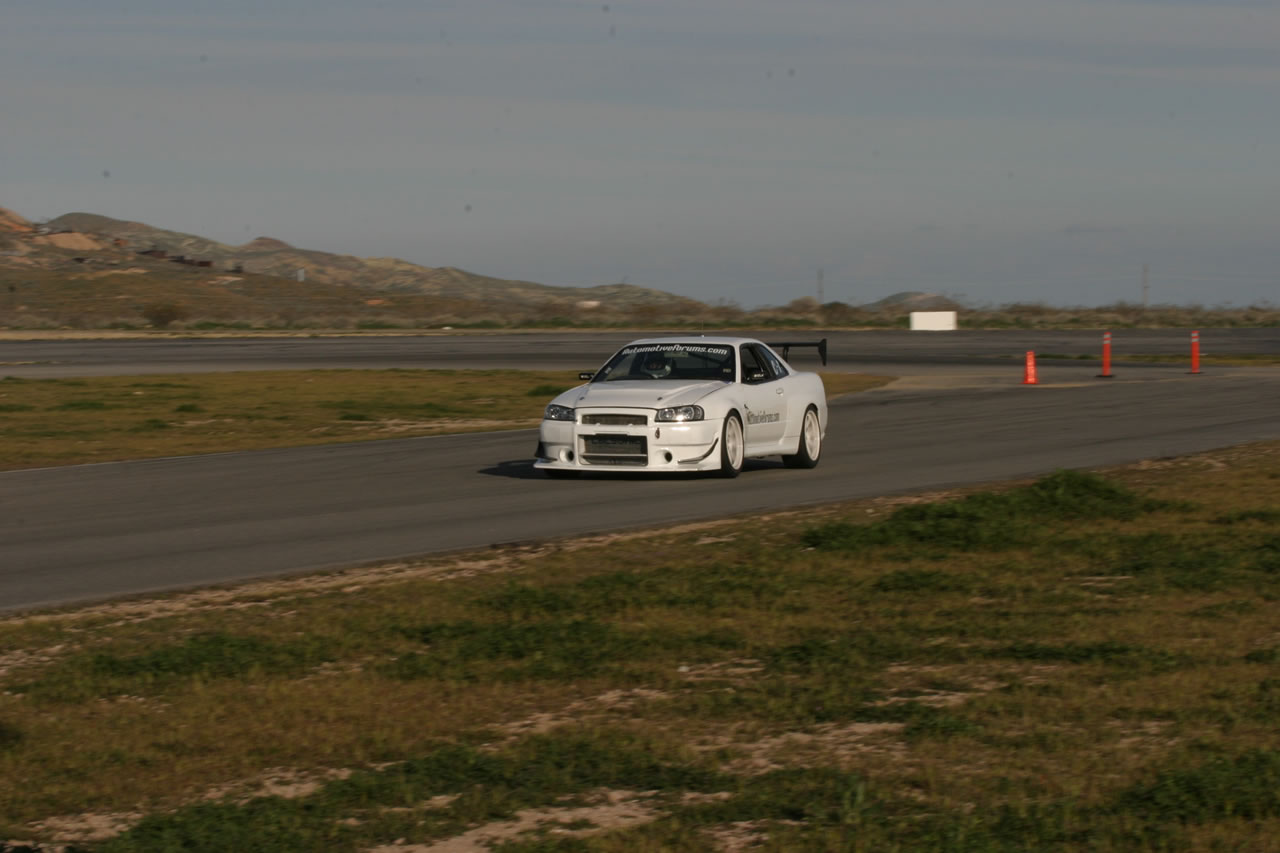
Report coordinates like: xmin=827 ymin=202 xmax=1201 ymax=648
xmin=534 ymin=336 xmax=828 ymax=478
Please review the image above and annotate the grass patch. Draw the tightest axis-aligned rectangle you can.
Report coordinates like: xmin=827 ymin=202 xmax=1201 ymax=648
xmin=1214 ymin=508 xmax=1280 ymax=525
xmin=801 ymin=469 xmax=1170 ymax=554
xmin=1057 ymin=529 xmax=1269 ymax=592
xmin=53 ymin=398 xmax=111 ymax=410
xmin=871 ymin=568 xmax=972 ymax=593
xmin=18 ymin=632 xmax=333 ymax=702
xmin=385 ymin=619 xmax=642 ymax=681
xmin=95 ymin=732 xmax=726 ymax=853
xmin=527 ymin=383 xmax=570 ymax=397
xmin=0 ymin=446 xmax=1278 ymax=848
xmin=133 ymin=418 xmax=171 ymax=431
xmin=989 ymin=640 xmax=1186 ymax=671
xmin=0 ymin=369 xmax=578 ymax=470
xmin=1114 ymin=749 xmax=1280 ymax=824
xmin=0 ymin=721 xmax=22 ymax=752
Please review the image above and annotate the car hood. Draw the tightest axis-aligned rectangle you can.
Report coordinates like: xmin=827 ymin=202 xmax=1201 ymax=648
xmin=558 ymin=380 xmax=725 ymax=410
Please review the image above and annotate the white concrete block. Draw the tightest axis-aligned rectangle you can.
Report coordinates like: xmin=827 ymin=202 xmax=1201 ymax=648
xmin=910 ymin=311 xmax=957 ymax=331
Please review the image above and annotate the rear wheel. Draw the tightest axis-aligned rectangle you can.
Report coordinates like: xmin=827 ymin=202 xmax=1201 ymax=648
xmin=719 ymin=413 xmax=744 ymax=478
xmin=783 ymin=406 xmax=821 ymax=469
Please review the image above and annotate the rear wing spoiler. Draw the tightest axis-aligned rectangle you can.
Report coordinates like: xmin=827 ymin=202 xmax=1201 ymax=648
xmin=767 ymin=337 xmax=828 ymax=366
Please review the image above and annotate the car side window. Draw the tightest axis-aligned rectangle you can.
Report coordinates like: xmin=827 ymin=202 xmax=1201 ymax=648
xmin=760 ymin=347 xmax=789 ymax=379
xmin=740 ymin=345 xmax=770 ymax=384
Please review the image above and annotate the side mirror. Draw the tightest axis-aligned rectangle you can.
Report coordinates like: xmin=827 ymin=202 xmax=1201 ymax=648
xmin=579 ymin=372 xmax=595 ymax=381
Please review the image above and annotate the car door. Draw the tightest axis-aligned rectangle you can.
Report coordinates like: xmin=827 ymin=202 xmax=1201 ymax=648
xmin=738 ymin=344 xmax=787 ymax=450
xmin=758 ymin=344 xmax=802 ymax=434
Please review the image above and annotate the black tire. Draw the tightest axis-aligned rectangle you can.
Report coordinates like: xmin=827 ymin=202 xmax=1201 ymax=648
xmin=782 ymin=406 xmax=822 ymax=469
xmin=718 ymin=413 xmax=744 ymax=478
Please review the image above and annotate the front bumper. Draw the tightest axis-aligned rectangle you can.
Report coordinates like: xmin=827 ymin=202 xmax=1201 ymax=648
xmin=534 ymin=409 xmax=723 ymax=473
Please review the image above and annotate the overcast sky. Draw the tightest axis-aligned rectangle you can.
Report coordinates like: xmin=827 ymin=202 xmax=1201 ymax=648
xmin=3 ymin=0 xmax=1277 ymax=308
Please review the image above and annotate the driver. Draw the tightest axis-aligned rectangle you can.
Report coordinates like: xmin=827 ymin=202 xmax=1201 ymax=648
xmin=641 ymin=352 xmax=672 ymax=378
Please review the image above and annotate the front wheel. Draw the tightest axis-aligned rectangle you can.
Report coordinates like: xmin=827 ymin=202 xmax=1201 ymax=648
xmin=718 ymin=413 xmax=744 ymax=478
xmin=783 ymin=406 xmax=822 ymax=469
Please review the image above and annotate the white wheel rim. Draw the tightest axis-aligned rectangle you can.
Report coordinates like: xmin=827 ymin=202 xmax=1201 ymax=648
xmin=726 ymin=418 xmax=744 ymax=469
xmin=803 ymin=410 xmax=821 ymax=459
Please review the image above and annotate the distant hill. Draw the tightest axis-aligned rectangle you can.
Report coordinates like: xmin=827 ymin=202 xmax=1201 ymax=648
xmin=41 ymin=211 xmax=702 ymax=311
xmin=861 ymin=291 xmax=962 ymax=312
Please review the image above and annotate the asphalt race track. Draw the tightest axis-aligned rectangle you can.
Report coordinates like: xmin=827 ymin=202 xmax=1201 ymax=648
xmin=2 ymin=328 xmax=1279 ymax=377
xmin=2 ymin=330 xmax=1279 ymax=612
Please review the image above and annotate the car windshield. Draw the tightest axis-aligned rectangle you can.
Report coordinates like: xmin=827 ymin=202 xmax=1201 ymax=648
xmin=593 ymin=343 xmax=735 ymax=382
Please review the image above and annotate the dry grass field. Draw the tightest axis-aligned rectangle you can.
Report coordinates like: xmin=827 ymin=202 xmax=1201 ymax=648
xmin=0 ymin=440 xmax=1277 ymax=851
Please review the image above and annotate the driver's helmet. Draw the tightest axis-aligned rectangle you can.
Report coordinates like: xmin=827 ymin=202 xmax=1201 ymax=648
xmin=641 ymin=352 xmax=672 ymax=378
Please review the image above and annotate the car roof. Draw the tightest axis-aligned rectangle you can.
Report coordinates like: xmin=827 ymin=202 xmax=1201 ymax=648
xmin=622 ymin=336 xmax=763 ymax=347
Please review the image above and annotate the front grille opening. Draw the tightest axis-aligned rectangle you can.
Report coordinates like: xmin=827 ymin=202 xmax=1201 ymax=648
xmin=582 ymin=455 xmax=648 ymax=467
xmin=580 ymin=434 xmax=648 ymax=466
xmin=581 ymin=413 xmax=648 ymax=426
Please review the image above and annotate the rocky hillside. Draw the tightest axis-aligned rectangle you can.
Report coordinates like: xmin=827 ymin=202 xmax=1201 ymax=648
xmin=0 ymin=206 xmax=33 ymax=237
xmin=40 ymin=211 xmax=702 ymax=310
xmin=0 ymin=204 xmax=715 ymax=329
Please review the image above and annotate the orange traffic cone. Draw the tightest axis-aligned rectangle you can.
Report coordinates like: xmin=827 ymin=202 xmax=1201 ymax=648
xmin=1022 ymin=351 xmax=1038 ymax=385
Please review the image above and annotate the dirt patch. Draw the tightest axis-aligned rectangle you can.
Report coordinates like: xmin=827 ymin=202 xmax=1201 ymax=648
xmin=704 ymin=818 xmax=803 ymax=852
xmin=677 ymin=659 xmax=765 ymax=682
xmin=31 ymin=233 xmax=105 ymax=251
xmin=494 ymin=688 xmax=670 ymax=742
xmin=716 ymin=722 xmax=909 ymax=776
xmin=883 ymin=662 xmax=1060 ymax=695
xmin=365 ymin=790 xmax=660 ymax=852
xmin=24 ymin=811 xmax=142 ymax=844
xmin=0 ymin=645 xmax=69 ymax=679
xmin=201 ymin=766 xmax=357 ymax=804
xmin=1106 ymin=720 xmax=1177 ymax=751
xmin=11 ymin=769 xmax=361 ymax=847
xmin=86 ymin=267 xmax=149 ymax=278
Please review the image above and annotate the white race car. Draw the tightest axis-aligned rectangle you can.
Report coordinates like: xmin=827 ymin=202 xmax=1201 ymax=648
xmin=534 ymin=336 xmax=828 ymax=477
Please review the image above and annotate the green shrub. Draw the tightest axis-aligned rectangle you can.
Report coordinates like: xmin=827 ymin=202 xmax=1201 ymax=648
xmin=53 ymin=399 xmax=109 ymax=410
xmin=1113 ymin=750 xmax=1280 ymax=823
xmin=0 ymin=720 xmax=22 ymax=752
xmin=22 ymin=633 xmax=332 ymax=702
xmin=803 ymin=471 xmax=1167 ymax=554
xmin=871 ymin=569 xmax=971 ymax=593
xmin=140 ymin=302 xmax=190 ymax=328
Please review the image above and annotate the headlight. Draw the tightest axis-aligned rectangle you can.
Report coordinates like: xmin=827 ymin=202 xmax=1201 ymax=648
xmin=656 ymin=405 xmax=704 ymax=422
xmin=544 ymin=404 xmax=575 ymax=422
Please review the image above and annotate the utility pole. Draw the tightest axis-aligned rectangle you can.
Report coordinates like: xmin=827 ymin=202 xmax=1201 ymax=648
xmin=817 ymin=268 xmax=824 ymax=306
xmin=1142 ymin=264 xmax=1149 ymax=310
